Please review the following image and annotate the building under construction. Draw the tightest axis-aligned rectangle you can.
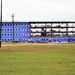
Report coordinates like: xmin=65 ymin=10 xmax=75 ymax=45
xmin=1 ymin=21 xmax=75 ymax=43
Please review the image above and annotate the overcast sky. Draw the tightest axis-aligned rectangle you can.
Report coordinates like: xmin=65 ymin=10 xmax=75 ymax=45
xmin=2 ymin=0 xmax=75 ymax=22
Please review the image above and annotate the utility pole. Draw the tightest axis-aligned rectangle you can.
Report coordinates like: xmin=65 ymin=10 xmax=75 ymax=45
xmin=12 ymin=14 xmax=14 ymax=43
xmin=0 ymin=0 xmax=2 ymax=47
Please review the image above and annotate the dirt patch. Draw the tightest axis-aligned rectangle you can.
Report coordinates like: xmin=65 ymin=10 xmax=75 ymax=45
xmin=1 ymin=43 xmax=55 ymax=47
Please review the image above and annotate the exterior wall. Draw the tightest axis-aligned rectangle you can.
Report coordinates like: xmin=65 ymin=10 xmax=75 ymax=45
xmin=30 ymin=37 xmax=75 ymax=43
xmin=1 ymin=22 xmax=75 ymax=43
xmin=30 ymin=37 xmax=69 ymax=43
xmin=2 ymin=22 xmax=30 ymax=42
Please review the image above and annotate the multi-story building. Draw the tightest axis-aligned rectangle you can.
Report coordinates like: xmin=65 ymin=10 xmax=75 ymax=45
xmin=1 ymin=21 xmax=75 ymax=43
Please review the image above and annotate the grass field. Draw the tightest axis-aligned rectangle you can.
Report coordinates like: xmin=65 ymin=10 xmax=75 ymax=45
xmin=0 ymin=43 xmax=75 ymax=75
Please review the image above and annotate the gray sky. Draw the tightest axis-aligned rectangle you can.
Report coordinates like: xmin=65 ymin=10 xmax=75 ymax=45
xmin=2 ymin=0 xmax=75 ymax=21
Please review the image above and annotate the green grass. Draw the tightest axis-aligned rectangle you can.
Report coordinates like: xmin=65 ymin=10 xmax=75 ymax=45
xmin=0 ymin=43 xmax=75 ymax=75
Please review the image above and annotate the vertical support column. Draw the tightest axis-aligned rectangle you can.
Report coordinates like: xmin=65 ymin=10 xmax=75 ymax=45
xmin=30 ymin=22 xmax=31 ymax=37
xmin=66 ymin=23 xmax=68 ymax=36
xmin=72 ymin=23 xmax=74 ymax=36
xmin=44 ymin=23 xmax=46 ymax=36
xmin=0 ymin=0 xmax=2 ymax=47
xmin=59 ymin=23 xmax=61 ymax=37
xmin=51 ymin=23 xmax=52 ymax=37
